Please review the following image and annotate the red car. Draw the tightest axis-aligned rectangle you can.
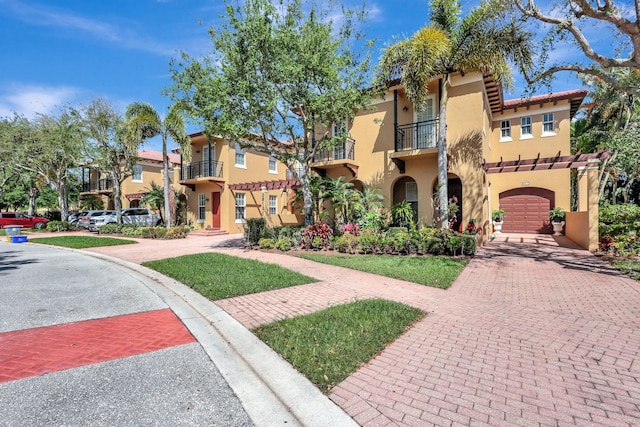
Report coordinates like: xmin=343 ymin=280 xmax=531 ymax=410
xmin=0 ymin=212 xmax=49 ymax=229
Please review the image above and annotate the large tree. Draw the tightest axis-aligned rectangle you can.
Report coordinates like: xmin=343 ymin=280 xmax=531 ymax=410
xmin=375 ymin=0 xmax=532 ymax=227
xmin=0 ymin=115 xmax=24 ymax=206
xmin=510 ymin=0 xmax=640 ymax=96
xmin=169 ymin=0 xmax=373 ymax=226
xmin=124 ymin=103 xmax=190 ymax=227
xmin=12 ymin=110 xmax=84 ymax=221
xmin=81 ymin=99 xmax=141 ymax=224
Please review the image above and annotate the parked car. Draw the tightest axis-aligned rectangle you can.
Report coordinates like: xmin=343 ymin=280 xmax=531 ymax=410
xmin=77 ymin=210 xmax=111 ymax=229
xmin=67 ymin=210 xmax=85 ymax=224
xmin=88 ymin=208 xmax=162 ymax=232
xmin=0 ymin=212 xmax=49 ymax=229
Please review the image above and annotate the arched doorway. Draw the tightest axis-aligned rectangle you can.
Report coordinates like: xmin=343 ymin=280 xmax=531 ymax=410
xmin=499 ymin=187 xmax=554 ymax=233
xmin=392 ymin=176 xmax=418 ymax=224
xmin=432 ymin=176 xmax=462 ymax=231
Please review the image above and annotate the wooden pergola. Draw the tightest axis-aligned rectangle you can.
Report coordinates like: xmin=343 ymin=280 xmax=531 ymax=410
xmin=483 ymin=150 xmax=609 ymax=174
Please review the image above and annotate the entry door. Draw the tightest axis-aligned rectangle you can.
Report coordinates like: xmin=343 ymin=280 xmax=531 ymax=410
xmin=415 ymin=96 xmax=436 ymax=149
xmin=212 ymin=192 xmax=221 ymax=228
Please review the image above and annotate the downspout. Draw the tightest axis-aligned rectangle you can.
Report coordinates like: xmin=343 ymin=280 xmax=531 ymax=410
xmin=393 ymin=90 xmax=398 ymax=151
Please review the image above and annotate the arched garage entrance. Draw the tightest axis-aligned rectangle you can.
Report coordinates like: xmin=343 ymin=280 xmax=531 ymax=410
xmin=499 ymin=187 xmax=554 ymax=234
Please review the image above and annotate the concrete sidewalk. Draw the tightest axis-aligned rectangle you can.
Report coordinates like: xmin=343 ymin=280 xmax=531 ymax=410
xmin=17 ymin=231 xmax=640 ymax=425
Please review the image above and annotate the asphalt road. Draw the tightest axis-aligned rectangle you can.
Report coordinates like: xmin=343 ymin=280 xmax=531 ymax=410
xmin=0 ymin=241 xmax=254 ymax=426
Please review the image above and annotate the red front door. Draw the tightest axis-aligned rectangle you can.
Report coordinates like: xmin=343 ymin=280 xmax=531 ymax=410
xmin=212 ymin=192 xmax=221 ymax=228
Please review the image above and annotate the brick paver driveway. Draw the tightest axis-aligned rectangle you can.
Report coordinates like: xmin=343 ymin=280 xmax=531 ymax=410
xmin=218 ymin=234 xmax=640 ymax=426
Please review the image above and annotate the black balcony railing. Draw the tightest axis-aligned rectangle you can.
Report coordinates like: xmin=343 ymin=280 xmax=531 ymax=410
xmin=81 ymin=178 xmax=113 ymax=193
xmin=312 ymin=138 xmax=355 ymax=163
xmin=180 ymin=160 xmax=224 ymax=180
xmin=395 ymin=120 xmax=438 ymax=152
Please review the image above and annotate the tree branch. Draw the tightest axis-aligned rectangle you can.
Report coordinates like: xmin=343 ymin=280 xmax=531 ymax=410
xmin=524 ymin=64 xmax=640 ymax=96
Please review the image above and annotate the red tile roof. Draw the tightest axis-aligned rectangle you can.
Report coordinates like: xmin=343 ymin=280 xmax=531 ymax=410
xmin=502 ymin=89 xmax=588 ymax=118
xmin=138 ymin=150 xmax=181 ymax=165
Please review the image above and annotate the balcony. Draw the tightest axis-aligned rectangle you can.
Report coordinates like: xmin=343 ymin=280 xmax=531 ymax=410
xmin=81 ymin=178 xmax=113 ymax=193
xmin=311 ymin=138 xmax=358 ymax=177
xmin=179 ymin=160 xmax=224 ymax=189
xmin=392 ymin=120 xmax=439 ymax=174
xmin=395 ymin=120 xmax=438 ymax=152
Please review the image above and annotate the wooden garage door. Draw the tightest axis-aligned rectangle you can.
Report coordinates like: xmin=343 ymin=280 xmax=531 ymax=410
xmin=499 ymin=188 xmax=554 ymax=234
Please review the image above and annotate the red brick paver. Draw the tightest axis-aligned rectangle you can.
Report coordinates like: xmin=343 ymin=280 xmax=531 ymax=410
xmin=214 ymin=235 xmax=640 ymax=426
xmin=35 ymin=231 xmax=640 ymax=425
xmin=0 ymin=309 xmax=195 ymax=383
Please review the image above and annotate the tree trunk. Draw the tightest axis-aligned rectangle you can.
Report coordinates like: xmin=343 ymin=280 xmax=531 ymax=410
xmin=53 ymin=181 xmax=69 ymax=222
xmin=438 ymin=77 xmax=450 ymax=228
xmin=163 ymin=134 xmax=172 ymax=228
xmin=296 ymin=166 xmax=314 ymax=226
xmin=28 ymin=185 xmax=36 ymax=216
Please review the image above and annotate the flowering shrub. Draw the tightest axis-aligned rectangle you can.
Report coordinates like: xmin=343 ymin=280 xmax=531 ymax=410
xmin=301 ymin=223 xmax=333 ymax=250
xmin=342 ymin=223 xmax=360 ymax=236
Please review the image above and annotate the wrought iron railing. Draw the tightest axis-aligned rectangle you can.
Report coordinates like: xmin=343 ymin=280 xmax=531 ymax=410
xmin=312 ymin=138 xmax=355 ymax=163
xmin=81 ymin=178 xmax=113 ymax=192
xmin=395 ymin=120 xmax=438 ymax=152
xmin=180 ymin=160 xmax=224 ymax=180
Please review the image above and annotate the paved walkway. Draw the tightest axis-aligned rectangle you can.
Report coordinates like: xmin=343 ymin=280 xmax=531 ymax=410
xmin=20 ymin=231 xmax=640 ymax=425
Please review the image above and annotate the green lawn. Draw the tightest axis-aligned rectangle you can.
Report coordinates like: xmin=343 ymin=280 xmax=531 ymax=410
xmin=253 ymin=299 xmax=424 ymax=393
xmin=142 ymin=253 xmax=317 ymax=300
xmin=612 ymin=259 xmax=640 ymax=280
xmin=297 ymin=253 xmax=467 ymax=289
xmin=29 ymin=235 xmax=137 ymax=248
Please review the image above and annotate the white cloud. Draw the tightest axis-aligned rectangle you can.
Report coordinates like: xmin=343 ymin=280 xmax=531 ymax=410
xmin=0 ymin=84 xmax=81 ymax=118
xmin=1 ymin=0 xmax=176 ymax=56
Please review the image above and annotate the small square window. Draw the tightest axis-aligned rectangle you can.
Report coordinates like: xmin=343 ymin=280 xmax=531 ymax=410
xmin=543 ymin=113 xmax=555 ymax=134
xmin=521 ymin=117 xmax=532 ymax=138
xmin=235 ymin=143 xmax=246 ymax=168
xmin=235 ymin=193 xmax=246 ymax=221
xmin=500 ymin=120 xmax=511 ymax=141
xmin=132 ymin=164 xmax=143 ymax=182
xmin=269 ymin=195 xmax=277 ymax=215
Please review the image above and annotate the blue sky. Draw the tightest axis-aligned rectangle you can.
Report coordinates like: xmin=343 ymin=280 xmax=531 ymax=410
xmin=0 ymin=0 xmax=590 ymax=151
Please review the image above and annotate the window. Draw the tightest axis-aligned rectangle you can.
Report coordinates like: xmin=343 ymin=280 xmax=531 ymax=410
xmin=132 ymin=164 xmax=142 ymax=182
xmin=332 ymin=116 xmax=348 ymax=136
xmin=198 ymin=194 xmax=206 ymax=222
xmin=520 ymin=117 xmax=532 ymax=138
xmin=500 ymin=120 xmax=511 ymax=141
xmin=406 ymin=181 xmax=418 ymax=220
xmin=268 ymin=156 xmax=277 ymax=174
xmin=269 ymin=195 xmax=277 ymax=215
xmin=235 ymin=193 xmax=246 ymax=221
xmin=542 ymin=113 xmax=555 ymax=135
xmin=235 ymin=143 xmax=246 ymax=168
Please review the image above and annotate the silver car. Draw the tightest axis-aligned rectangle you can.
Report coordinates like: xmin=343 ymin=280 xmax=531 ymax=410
xmin=77 ymin=210 xmax=111 ymax=229
xmin=87 ymin=210 xmax=117 ymax=232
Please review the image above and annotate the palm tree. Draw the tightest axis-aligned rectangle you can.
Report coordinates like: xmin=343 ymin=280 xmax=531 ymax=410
xmin=375 ymin=0 xmax=532 ymax=227
xmin=124 ymin=103 xmax=191 ymax=227
xmin=140 ymin=181 xmax=165 ymax=224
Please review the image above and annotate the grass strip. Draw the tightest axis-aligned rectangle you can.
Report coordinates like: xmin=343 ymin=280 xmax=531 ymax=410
xmin=29 ymin=235 xmax=136 ymax=248
xmin=143 ymin=252 xmax=316 ymax=300
xmin=297 ymin=253 xmax=467 ymax=289
xmin=612 ymin=259 xmax=640 ymax=280
xmin=253 ymin=299 xmax=424 ymax=393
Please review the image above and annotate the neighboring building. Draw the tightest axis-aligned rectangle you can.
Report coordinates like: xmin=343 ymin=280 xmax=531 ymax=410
xmin=80 ymin=150 xmax=181 ymax=210
xmin=310 ymin=71 xmax=588 ymax=235
xmin=177 ymin=132 xmax=301 ymax=234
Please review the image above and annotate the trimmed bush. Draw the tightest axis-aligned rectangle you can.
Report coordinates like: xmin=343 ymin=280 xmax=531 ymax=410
xmin=258 ymin=238 xmax=275 ymax=249
xmin=46 ymin=221 xmax=72 ymax=232
xmin=245 ymin=218 xmax=267 ymax=246
xmin=275 ymin=237 xmax=293 ymax=251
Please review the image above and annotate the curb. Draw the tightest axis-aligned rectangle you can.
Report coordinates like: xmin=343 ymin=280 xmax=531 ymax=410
xmin=45 ymin=245 xmax=357 ymax=427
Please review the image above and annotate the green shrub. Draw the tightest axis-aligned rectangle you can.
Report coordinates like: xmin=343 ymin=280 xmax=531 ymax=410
xmin=46 ymin=221 xmax=71 ymax=232
xmin=164 ymin=226 xmax=190 ymax=239
xmin=259 ymin=238 xmax=275 ymax=249
xmin=121 ymin=226 xmax=141 ymax=237
xmin=244 ymin=218 xmax=267 ymax=246
xmin=333 ymin=233 xmax=359 ymax=254
xmin=358 ymin=234 xmax=379 ymax=254
xmin=98 ymin=223 xmax=122 ymax=234
xmin=275 ymin=237 xmax=293 ymax=251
